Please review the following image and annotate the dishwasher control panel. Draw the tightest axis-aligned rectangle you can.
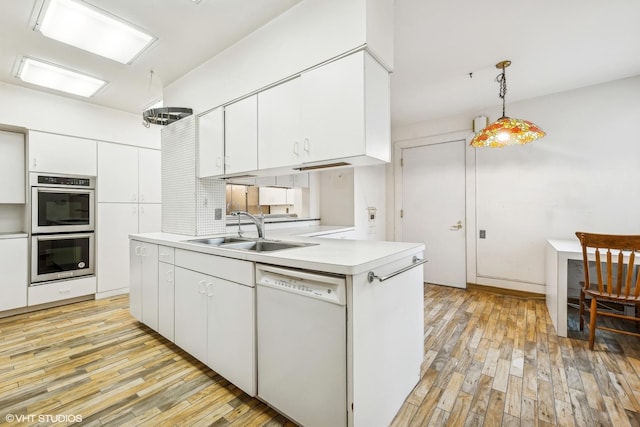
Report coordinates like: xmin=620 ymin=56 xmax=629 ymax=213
xmin=256 ymin=264 xmax=346 ymax=306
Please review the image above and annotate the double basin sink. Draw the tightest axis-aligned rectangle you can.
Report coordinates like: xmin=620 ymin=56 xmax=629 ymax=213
xmin=186 ymin=236 xmax=317 ymax=252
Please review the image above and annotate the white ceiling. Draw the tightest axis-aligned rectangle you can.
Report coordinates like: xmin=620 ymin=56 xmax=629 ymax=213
xmin=2 ymin=0 xmax=640 ymax=128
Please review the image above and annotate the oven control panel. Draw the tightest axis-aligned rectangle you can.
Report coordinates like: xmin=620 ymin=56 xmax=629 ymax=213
xmin=37 ymin=175 xmax=93 ymax=187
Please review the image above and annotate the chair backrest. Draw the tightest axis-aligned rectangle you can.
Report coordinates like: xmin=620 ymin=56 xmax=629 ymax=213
xmin=575 ymin=232 xmax=640 ymax=298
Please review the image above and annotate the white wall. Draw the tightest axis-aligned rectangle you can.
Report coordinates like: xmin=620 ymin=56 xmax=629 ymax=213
xmin=0 ymin=82 xmax=160 ymax=149
xmin=164 ymin=0 xmax=393 ymax=116
xmin=319 ymin=165 xmax=386 ymax=240
xmin=319 ymin=169 xmax=355 ymax=226
xmin=391 ymin=75 xmax=640 ymax=293
xmin=353 ymin=165 xmax=386 ymax=240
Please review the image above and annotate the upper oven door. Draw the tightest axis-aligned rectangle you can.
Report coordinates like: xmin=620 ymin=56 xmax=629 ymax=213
xmin=32 ymin=187 xmax=95 ymax=234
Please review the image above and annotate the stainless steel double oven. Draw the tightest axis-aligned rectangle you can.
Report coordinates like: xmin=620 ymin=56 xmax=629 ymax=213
xmin=30 ymin=173 xmax=95 ymax=284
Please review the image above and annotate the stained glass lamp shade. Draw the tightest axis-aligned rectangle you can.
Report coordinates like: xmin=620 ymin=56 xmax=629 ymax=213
xmin=470 ymin=61 xmax=546 ymax=148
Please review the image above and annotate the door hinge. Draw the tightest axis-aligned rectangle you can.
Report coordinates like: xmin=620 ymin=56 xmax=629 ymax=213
xmin=400 ymin=158 xmax=403 ymax=167
xmin=400 ymin=209 xmax=404 ymax=218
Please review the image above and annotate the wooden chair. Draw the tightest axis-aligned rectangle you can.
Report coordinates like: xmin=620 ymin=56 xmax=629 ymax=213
xmin=575 ymin=232 xmax=640 ymax=349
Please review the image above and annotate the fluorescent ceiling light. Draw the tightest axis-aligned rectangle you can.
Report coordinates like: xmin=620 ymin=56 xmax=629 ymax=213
xmin=16 ymin=57 xmax=107 ymax=97
xmin=35 ymin=0 xmax=155 ymax=64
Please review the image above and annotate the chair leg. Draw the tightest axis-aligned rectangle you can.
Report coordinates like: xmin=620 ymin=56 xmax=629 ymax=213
xmin=579 ymin=288 xmax=585 ymax=331
xmin=588 ymin=297 xmax=597 ymax=350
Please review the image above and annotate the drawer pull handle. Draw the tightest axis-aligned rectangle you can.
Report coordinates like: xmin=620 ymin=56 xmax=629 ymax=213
xmin=367 ymin=256 xmax=428 ymax=283
xmin=59 ymin=288 xmax=72 ymax=294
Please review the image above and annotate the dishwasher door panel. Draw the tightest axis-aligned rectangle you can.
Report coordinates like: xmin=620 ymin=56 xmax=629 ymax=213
xmin=257 ymin=285 xmax=347 ymax=427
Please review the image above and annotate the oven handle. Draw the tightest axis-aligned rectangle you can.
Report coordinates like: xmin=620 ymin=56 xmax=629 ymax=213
xmin=367 ymin=256 xmax=428 ymax=283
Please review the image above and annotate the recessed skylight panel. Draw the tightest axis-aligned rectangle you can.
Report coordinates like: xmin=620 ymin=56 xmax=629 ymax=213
xmin=35 ymin=0 xmax=155 ymax=64
xmin=17 ymin=57 xmax=107 ymax=97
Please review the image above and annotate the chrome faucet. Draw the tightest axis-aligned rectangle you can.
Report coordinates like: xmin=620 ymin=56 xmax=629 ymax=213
xmin=231 ymin=210 xmax=265 ymax=239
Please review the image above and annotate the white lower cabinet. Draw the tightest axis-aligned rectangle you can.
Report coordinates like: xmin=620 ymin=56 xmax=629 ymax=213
xmin=158 ymin=261 xmax=175 ymax=341
xmin=173 ymin=251 xmax=256 ymax=396
xmin=129 ymin=240 xmax=158 ymax=328
xmin=99 ymin=203 xmax=161 ymax=294
xmin=174 ymin=267 xmax=209 ymax=362
xmin=0 ymin=237 xmax=28 ymax=311
xmin=207 ymin=278 xmax=256 ymax=396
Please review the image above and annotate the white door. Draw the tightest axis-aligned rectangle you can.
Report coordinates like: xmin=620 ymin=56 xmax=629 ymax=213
xmin=97 ymin=142 xmax=138 ymax=203
xmin=138 ymin=148 xmax=161 ymax=203
xmin=402 ymin=140 xmax=466 ymax=288
xmin=225 ymin=94 xmax=258 ymax=174
xmin=258 ymin=77 xmax=302 ymax=169
xmin=98 ymin=203 xmax=139 ymax=293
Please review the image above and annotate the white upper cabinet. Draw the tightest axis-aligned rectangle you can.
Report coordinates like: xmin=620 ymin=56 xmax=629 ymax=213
xmin=138 ymin=148 xmax=161 ymax=203
xmin=98 ymin=143 xmax=138 ymax=203
xmin=258 ymin=77 xmax=302 ymax=170
xmin=29 ymin=131 xmax=97 ymax=176
xmin=0 ymin=131 xmax=25 ymax=204
xmin=198 ymin=50 xmax=390 ymax=177
xmin=300 ymin=52 xmax=365 ymax=162
xmin=225 ymin=95 xmax=258 ymax=175
xmin=300 ymin=50 xmax=390 ymax=165
xmin=98 ymin=143 xmax=160 ymax=204
xmin=258 ymin=51 xmax=390 ymax=171
xmin=197 ymin=107 xmax=224 ymax=178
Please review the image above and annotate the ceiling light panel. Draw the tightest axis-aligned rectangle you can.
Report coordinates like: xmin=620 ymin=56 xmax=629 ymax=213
xmin=16 ymin=57 xmax=107 ymax=97
xmin=35 ymin=0 xmax=156 ymax=64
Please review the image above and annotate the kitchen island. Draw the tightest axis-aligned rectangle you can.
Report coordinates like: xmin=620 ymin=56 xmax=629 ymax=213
xmin=129 ymin=230 xmax=425 ymax=427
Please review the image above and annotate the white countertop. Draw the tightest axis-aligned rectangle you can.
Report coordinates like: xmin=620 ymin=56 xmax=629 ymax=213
xmin=131 ymin=228 xmax=424 ymax=276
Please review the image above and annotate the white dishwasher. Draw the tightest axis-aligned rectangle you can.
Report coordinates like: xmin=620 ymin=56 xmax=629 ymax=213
xmin=256 ymin=264 xmax=347 ymax=427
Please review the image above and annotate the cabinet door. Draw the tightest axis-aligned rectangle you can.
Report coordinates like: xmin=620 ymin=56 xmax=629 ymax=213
xmin=197 ymin=107 xmax=224 ymax=178
xmin=138 ymin=148 xmax=161 ymax=203
xmin=258 ymin=77 xmax=302 ymax=169
xmin=0 ymin=131 xmax=25 ymax=203
xmin=29 ymin=131 xmax=97 ymax=175
xmin=97 ymin=143 xmax=139 ymax=203
xmin=225 ymin=95 xmax=257 ymax=174
xmin=139 ymin=204 xmax=161 ymax=233
xmin=259 ymin=187 xmax=287 ymax=206
xmin=129 ymin=240 xmax=143 ymax=321
xmin=207 ymin=279 xmax=256 ymax=396
xmin=158 ymin=262 xmax=175 ymax=342
xmin=98 ymin=203 xmax=139 ymax=293
xmin=141 ymin=243 xmax=159 ymax=331
xmin=0 ymin=238 xmax=27 ymax=311
xmin=300 ymin=52 xmax=365 ymax=163
xmin=174 ymin=267 xmax=209 ymax=362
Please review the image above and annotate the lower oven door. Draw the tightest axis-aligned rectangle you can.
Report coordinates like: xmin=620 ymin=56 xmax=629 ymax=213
xmin=31 ymin=233 xmax=95 ymax=284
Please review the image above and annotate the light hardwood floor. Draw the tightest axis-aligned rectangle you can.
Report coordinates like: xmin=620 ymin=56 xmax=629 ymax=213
xmin=1 ymin=284 xmax=639 ymax=426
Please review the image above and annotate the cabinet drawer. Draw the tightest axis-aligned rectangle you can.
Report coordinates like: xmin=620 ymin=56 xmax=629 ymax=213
xmin=175 ymin=249 xmax=253 ymax=285
xmin=158 ymin=246 xmax=175 ymax=264
xmin=28 ymin=276 xmax=96 ymax=306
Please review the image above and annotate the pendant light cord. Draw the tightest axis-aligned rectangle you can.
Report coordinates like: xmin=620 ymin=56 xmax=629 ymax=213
xmin=497 ymin=65 xmax=507 ymax=118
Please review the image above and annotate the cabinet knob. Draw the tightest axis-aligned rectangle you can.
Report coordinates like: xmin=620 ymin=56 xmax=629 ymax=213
xmin=303 ymin=138 xmax=310 ymax=153
xmin=293 ymin=141 xmax=299 ymax=156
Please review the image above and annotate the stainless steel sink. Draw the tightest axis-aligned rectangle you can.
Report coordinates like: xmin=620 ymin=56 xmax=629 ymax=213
xmin=187 ymin=237 xmax=249 ymax=246
xmin=186 ymin=237 xmax=317 ymax=252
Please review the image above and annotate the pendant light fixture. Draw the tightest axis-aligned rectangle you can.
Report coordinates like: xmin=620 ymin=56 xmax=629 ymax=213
xmin=470 ymin=60 xmax=546 ymax=148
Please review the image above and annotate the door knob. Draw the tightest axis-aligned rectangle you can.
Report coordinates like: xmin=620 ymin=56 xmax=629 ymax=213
xmin=449 ymin=220 xmax=463 ymax=231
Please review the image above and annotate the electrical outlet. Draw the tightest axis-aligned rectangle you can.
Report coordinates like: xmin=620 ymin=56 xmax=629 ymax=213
xmin=479 ymin=230 xmax=486 ymax=239
xmin=215 ymin=208 xmax=222 ymax=220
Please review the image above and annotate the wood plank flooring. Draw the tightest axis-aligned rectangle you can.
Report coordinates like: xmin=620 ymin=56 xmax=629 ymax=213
xmin=392 ymin=284 xmax=640 ymax=426
xmin=1 ymin=284 xmax=639 ymax=426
